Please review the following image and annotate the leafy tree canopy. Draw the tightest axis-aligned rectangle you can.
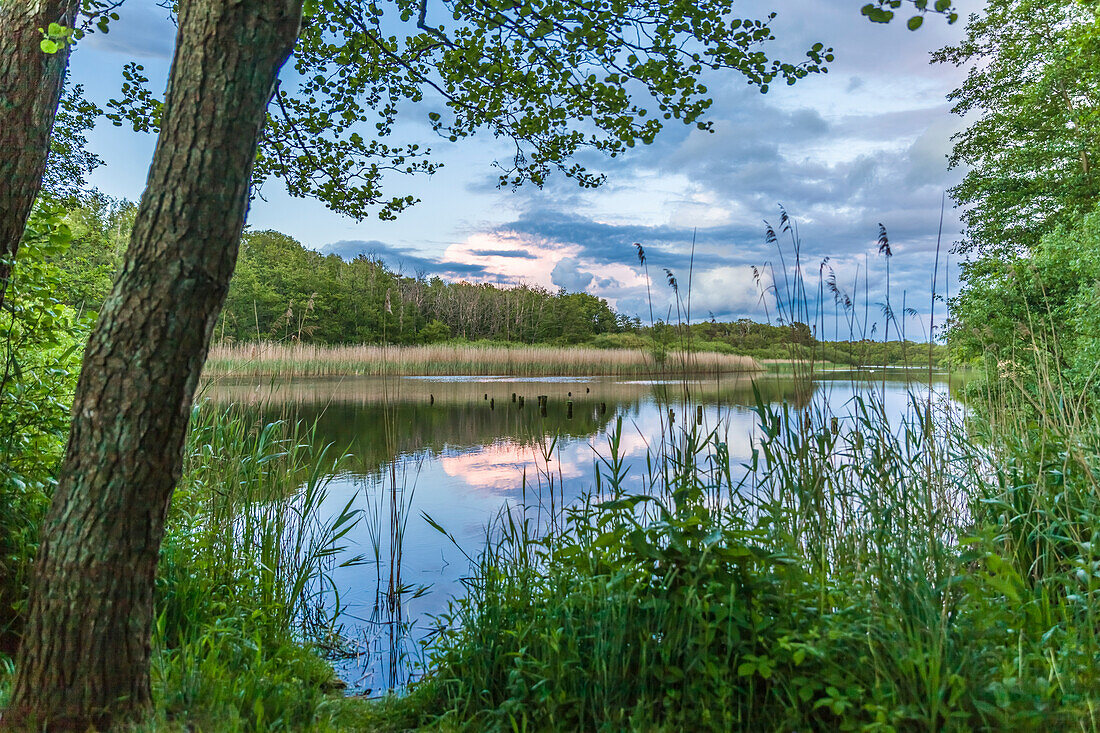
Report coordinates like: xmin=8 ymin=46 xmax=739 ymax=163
xmin=861 ymin=0 xmax=958 ymax=28
xmin=106 ymin=0 xmax=833 ymax=220
xmin=935 ymin=0 xmax=1100 ymax=270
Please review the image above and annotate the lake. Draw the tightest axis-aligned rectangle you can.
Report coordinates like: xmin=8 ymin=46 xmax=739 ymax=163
xmin=204 ymin=369 xmax=963 ymax=696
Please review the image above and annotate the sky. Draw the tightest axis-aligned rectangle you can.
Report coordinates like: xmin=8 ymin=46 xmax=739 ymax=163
xmin=70 ymin=1 xmax=973 ymax=340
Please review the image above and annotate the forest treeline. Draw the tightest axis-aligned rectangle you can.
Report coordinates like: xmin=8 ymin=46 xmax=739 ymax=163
xmin=56 ymin=194 xmax=944 ymax=366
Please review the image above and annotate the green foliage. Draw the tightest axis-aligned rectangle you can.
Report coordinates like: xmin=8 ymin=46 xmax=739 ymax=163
xmin=935 ymin=0 xmax=1100 ymax=265
xmin=49 ymin=210 xmax=941 ymax=364
xmin=648 ymin=319 xmax=948 ymax=367
xmin=861 ymin=0 xmax=958 ymax=26
xmin=418 ymin=319 xmax=451 ymax=344
xmin=41 ymin=84 xmax=103 ymax=205
xmin=151 ymin=407 xmax=369 ymax=730
xmin=939 ymin=1 xmax=1100 ymax=405
xmin=0 ymin=207 xmax=90 ymax=656
xmin=51 ymin=193 xmax=131 ymax=312
xmin=949 ymin=205 xmax=1100 ymax=400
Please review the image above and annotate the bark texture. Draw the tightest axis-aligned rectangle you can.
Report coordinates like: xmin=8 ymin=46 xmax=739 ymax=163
xmin=0 ymin=0 xmax=78 ymax=310
xmin=4 ymin=0 xmax=302 ymax=728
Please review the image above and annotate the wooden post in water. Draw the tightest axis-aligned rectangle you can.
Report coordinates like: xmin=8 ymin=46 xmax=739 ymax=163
xmin=600 ymin=402 xmax=606 ymax=414
xmin=490 ymin=398 xmax=495 ymax=410
xmin=669 ymin=408 xmax=675 ymax=425
xmin=484 ymin=393 xmax=488 ymax=401
xmin=429 ymin=394 xmax=434 ymax=405
xmin=511 ymin=392 xmax=516 ymax=402
xmin=518 ymin=396 xmax=525 ymax=409
xmin=566 ymin=401 xmax=573 ymax=419
xmin=697 ymin=405 xmax=704 ymax=425
xmin=830 ymin=416 xmax=838 ymax=434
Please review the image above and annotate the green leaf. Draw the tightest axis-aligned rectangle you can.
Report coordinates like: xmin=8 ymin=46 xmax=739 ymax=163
xmin=907 ymin=15 xmax=924 ymax=30
xmin=40 ymin=39 xmax=60 ymax=53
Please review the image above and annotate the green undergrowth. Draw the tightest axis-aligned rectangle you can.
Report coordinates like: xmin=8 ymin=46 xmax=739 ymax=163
xmin=382 ymin=385 xmax=1100 ymax=731
xmin=1 ymin=406 xmax=379 ymax=730
xmin=145 ymin=406 xmax=375 ymax=731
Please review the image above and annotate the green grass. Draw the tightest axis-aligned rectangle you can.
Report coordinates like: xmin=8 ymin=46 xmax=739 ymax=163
xmin=147 ymin=406 xmax=373 ymax=730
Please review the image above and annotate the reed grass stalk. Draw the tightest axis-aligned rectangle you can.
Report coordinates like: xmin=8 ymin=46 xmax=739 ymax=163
xmin=204 ymin=342 xmax=761 ymax=378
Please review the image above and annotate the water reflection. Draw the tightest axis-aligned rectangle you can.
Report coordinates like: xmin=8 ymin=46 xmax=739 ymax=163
xmin=202 ymin=370 xmax=962 ymax=695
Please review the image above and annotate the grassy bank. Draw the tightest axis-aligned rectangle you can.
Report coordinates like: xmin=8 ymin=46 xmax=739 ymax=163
xmin=205 ymin=341 xmax=762 ymax=378
xmin=1 ymin=407 xmax=382 ymax=730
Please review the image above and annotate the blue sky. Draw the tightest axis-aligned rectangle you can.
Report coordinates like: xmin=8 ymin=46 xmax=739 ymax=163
xmin=70 ymin=1 xmax=971 ymax=339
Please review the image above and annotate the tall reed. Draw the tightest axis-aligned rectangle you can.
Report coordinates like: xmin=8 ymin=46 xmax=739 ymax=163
xmin=408 ymin=382 xmax=1098 ymax=730
xmin=149 ymin=405 xmax=369 ymax=729
xmin=204 ymin=342 xmax=761 ymax=378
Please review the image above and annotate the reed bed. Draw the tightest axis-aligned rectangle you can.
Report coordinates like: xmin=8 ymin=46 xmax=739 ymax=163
xmin=204 ymin=342 xmax=762 ymax=378
xmin=401 ymin=387 xmax=1100 ymax=731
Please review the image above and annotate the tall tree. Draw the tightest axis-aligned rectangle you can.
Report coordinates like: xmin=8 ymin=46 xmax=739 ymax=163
xmin=0 ymin=0 xmax=80 ymax=311
xmin=934 ymin=0 xmax=1100 ymax=267
xmin=4 ymin=0 xmax=304 ymax=727
xmin=6 ymin=0 xmax=828 ymax=728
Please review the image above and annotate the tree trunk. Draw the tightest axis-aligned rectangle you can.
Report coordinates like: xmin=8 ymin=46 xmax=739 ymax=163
xmin=0 ymin=0 xmax=79 ymax=311
xmin=4 ymin=0 xmax=302 ymax=728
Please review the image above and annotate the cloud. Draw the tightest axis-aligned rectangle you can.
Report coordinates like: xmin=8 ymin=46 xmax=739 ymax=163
xmin=80 ymin=0 xmax=966 ymax=338
xmin=550 ymin=257 xmax=594 ymax=292
xmin=467 ymin=248 xmax=537 ymax=259
xmin=687 ymin=266 xmax=765 ymax=318
xmin=319 ymin=239 xmax=490 ymax=279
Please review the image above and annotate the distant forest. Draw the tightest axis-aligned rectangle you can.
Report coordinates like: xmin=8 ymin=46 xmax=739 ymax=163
xmin=55 ymin=195 xmax=946 ymax=365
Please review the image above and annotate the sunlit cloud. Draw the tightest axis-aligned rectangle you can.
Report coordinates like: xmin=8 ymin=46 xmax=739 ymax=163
xmin=441 ymin=233 xmax=580 ymax=290
xmin=439 ymin=441 xmax=583 ymax=494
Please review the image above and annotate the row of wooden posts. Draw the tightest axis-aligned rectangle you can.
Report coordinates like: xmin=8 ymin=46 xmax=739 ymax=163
xmin=421 ymin=396 xmax=837 ymax=432
xmin=425 ymin=391 xmax=708 ymax=425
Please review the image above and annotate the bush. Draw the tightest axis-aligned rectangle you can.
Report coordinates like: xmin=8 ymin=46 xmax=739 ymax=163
xmin=0 ymin=207 xmax=89 ymax=657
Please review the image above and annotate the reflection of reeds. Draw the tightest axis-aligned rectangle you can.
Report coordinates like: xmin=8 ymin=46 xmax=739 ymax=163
xmin=204 ymin=342 xmax=761 ymax=378
xmin=352 ymin=454 xmax=427 ymax=695
xmin=202 ymin=373 xmax=787 ymax=408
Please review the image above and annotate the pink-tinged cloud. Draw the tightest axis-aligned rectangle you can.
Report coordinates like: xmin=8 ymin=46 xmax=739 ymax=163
xmin=440 ymin=441 xmax=584 ymax=494
xmin=440 ymin=231 xmax=651 ymax=313
xmin=442 ymin=233 xmax=580 ymax=290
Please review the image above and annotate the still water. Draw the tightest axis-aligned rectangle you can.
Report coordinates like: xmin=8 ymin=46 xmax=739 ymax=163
xmin=205 ymin=370 xmax=962 ymax=695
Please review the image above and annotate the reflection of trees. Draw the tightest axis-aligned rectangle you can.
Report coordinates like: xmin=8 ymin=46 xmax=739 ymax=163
xmin=268 ymin=399 xmax=618 ymax=474
xmin=200 ymin=373 xmax=825 ymax=474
